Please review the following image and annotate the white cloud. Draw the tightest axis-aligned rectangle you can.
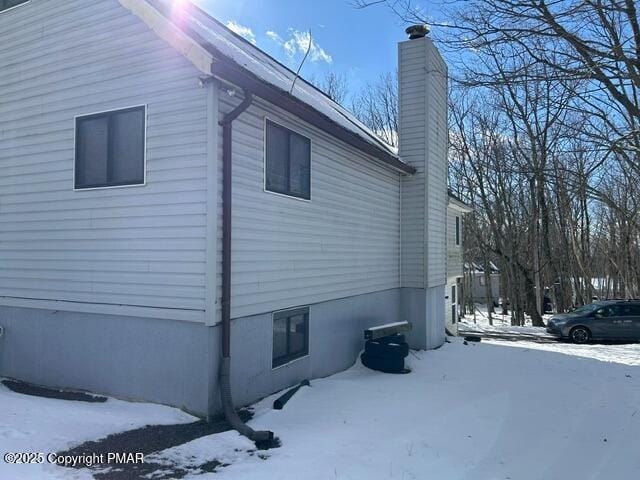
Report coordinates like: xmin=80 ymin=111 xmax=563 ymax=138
xmin=266 ymin=30 xmax=283 ymax=43
xmin=266 ymin=28 xmax=332 ymax=64
xmin=226 ymin=20 xmax=256 ymax=45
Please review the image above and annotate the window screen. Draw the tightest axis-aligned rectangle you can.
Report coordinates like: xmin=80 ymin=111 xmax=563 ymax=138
xmin=0 ymin=0 xmax=28 ymax=12
xmin=75 ymin=106 xmax=145 ymax=189
xmin=265 ymin=120 xmax=311 ymax=200
xmin=273 ymin=307 xmax=309 ymax=367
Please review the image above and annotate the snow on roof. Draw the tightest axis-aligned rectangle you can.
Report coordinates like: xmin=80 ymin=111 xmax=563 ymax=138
xmin=464 ymin=262 xmax=500 ymax=274
xmin=145 ymin=0 xmax=402 ymax=166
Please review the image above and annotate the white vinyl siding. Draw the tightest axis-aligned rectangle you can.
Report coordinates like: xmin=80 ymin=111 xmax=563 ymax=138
xmin=398 ymin=37 xmax=448 ymax=289
xmin=444 ymin=280 xmax=458 ymax=334
xmin=218 ymin=93 xmax=401 ymax=320
xmin=447 ymin=206 xmax=464 ymax=281
xmin=0 ymin=0 xmax=208 ymax=320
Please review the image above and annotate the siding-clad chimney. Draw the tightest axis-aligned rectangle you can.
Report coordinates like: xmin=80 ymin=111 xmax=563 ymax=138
xmin=398 ymin=27 xmax=448 ymax=350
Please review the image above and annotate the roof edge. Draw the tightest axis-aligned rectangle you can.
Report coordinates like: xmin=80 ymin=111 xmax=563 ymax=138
xmin=119 ymin=0 xmax=214 ymax=75
xmin=210 ymin=57 xmax=415 ymax=174
xmin=124 ymin=0 xmax=414 ymax=175
xmin=448 ymin=190 xmax=473 ymax=212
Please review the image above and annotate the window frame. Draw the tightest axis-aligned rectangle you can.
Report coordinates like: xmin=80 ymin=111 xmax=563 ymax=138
xmin=272 ymin=306 xmax=310 ymax=369
xmin=73 ymin=105 xmax=148 ymax=191
xmin=455 ymin=216 xmax=461 ymax=245
xmin=263 ymin=117 xmax=312 ymax=202
xmin=0 ymin=0 xmax=29 ymax=14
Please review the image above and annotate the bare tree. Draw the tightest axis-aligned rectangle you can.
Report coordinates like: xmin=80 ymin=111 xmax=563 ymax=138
xmin=351 ymin=71 xmax=399 ymax=147
xmin=309 ymin=71 xmax=350 ymax=104
xmin=355 ymin=0 xmax=640 ymax=322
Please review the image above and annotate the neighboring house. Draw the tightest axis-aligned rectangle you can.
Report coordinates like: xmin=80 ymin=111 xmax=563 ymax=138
xmin=466 ymin=262 xmax=501 ymax=305
xmin=0 ymin=0 xmax=448 ymax=416
xmin=445 ymin=192 xmax=473 ymax=335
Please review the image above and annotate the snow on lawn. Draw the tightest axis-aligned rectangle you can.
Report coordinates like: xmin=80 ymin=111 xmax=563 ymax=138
xmin=0 ymin=383 xmax=195 ymax=480
xmin=459 ymin=304 xmax=554 ymax=336
xmin=484 ymin=339 xmax=640 ymax=366
xmin=194 ymin=340 xmax=640 ymax=480
xmin=3 ymin=338 xmax=640 ymax=480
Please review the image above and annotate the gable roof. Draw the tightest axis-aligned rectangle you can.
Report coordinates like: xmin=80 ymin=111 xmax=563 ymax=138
xmin=119 ymin=0 xmax=415 ymax=174
xmin=447 ymin=190 xmax=473 ymax=212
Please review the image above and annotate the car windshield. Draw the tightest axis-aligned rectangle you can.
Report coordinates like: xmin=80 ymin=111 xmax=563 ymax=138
xmin=570 ymin=303 xmax=600 ymax=315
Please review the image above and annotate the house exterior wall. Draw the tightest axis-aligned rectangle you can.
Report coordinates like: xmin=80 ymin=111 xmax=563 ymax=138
xmin=0 ymin=0 xmax=209 ymax=322
xmin=218 ymin=93 xmax=402 ymax=320
xmin=0 ymin=288 xmax=400 ymax=416
xmin=447 ymin=206 xmax=464 ymax=282
xmin=0 ymin=305 xmax=214 ymax=414
xmin=471 ymin=273 xmax=501 ymax=304
xmin=445 ymin=206 xmax=464 ymax=334
xmin=445 ymin=281 xmax=459 ymax=335
xmin=228 ymin=288 xmax=400 ymax=407
xmin=0 ymin=0 xmax=447 ymax=414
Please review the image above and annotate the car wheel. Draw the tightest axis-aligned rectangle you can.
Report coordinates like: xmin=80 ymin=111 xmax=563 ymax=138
xmin=570 ymin=326 xmax=591 ymax=344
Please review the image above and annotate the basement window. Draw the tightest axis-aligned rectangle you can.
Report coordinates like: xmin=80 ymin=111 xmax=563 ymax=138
xmin=0 ymin=0 xmax=29 ymax=13
xmin=265 ymin=120 xmax=311 ymax=200
xmin=272 ymin=306 xmax=309 ymax=368
xmin=75 ymin=106 xmax=146 ymax=189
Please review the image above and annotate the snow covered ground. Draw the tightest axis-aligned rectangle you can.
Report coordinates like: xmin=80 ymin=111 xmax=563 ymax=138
xmin=0 ymin=386 xmax=194 ymax=480
xmin=459 ymin=303 xmax=554 ymax=335
xmin=458 ymin=304 xmax=640 ymax=365
xmin=3 ymin=336 xmax=640 ymax=480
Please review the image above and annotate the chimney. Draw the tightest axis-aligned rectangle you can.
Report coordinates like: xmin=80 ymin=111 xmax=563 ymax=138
xmin=398 ymin=26 xmax=448 ymax=350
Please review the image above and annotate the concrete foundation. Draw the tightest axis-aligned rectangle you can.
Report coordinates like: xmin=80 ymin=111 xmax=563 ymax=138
xmin=400 ymin=286 xmax=446 ymax=350
xmin=0 ymin=288 xmax=406 ymax=416
xmin=0 ymin=306 xmax=212 ymax=415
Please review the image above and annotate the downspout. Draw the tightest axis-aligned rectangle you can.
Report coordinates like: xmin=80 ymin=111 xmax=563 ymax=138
xmin=219 ymin=88 xmax=274 ymax=443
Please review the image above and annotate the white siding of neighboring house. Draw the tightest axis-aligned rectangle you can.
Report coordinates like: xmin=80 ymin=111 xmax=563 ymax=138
xmin=444 ymin=281 xmax=457 ymax=333
xmin=445 ymin=206 xmax=463 ymax=333
xmin=0 ymin=0 xmax=209 ymax=321
xmin=446 ymin=205 xmax=464 ymax=282
xmin=218 ymin=92 xmax=402 ymax=320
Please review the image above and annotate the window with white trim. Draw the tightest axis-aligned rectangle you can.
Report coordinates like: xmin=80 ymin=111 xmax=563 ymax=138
xmin=265 ymin=120 xmax=311 ymax=200
xmin=273 ymin=306 xmax=309 ymax=367
xmin=0 ymin=0 xmax=28 ymax=13
xmin=75 ymin=106 xmax=146 ymax=189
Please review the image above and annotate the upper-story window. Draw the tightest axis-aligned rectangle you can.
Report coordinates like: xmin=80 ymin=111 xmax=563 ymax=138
xmin=75 ymin=106 xmax=146 ymax=190
xmin=0 ymin=0 xmax=29 ymax=13
xmin=455 ymin=216 xmax=461 ymax=245
xmin=265 ymin=119 xmax=311 ymax=200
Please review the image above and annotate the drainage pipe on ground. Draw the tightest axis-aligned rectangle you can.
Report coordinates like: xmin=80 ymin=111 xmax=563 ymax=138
xmin=219 ymin=88 xmax=273 ymax=443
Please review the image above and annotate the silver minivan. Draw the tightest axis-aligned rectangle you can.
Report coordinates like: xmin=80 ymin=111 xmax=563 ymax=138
xmin=546 ymin=300 xmax=640 ymax=343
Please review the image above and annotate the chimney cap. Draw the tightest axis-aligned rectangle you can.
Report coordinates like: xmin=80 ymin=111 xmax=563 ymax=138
xmin=405 ymin=24 xmax=430 ymax=39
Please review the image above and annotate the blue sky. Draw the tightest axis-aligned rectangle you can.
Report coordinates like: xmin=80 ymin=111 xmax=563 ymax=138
xmin=193 ymin=0 xmax=444 ymax=101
